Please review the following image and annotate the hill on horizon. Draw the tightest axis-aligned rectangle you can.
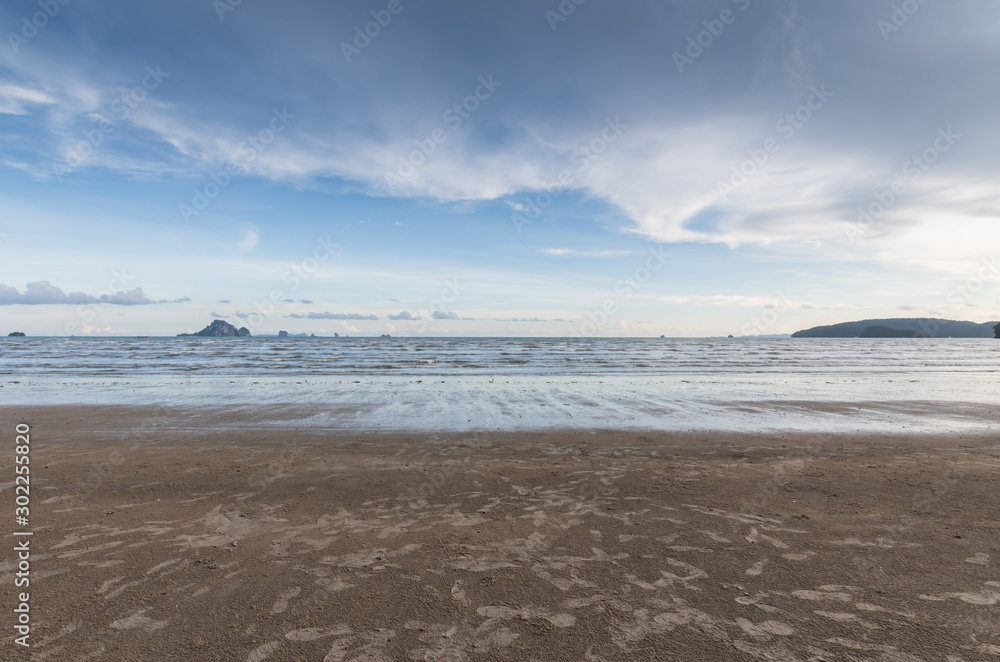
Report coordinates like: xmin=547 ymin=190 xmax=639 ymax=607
xmin=177 ymin=320 xmax=252 ymax=338
xmin=792 ymin=318 xmax=998 ymax=338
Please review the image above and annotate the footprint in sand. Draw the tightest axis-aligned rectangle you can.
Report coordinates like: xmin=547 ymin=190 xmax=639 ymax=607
xmin=245 ymin=641 xmax=281 ymax=662
xmin=144 ymin=558 xmax=181 ymax=575
xmin=270 ymin=586 xmax=302 ymax=614
xmin=735 ymin=617 xmax=794 ymax=638
xmin=285 ymin=625 xmax=352 ymax=642
xmin=405 ymin=619 xmax=520 ymax=657
xmin=322 ymin=629 xmax=395 ymax=662
xmin=814 ymin=611 xmax=859 ymax=623
xmin=826 ymin=636 xmax=897 ymax=653
xmin=109 ymin=608 xmax=169 ymax=632
xmin=477 ymin=605 xmax=576 ymax=627
xmin=451 ymin=579 xmax=470 ymax=606
xmin=745 ymin=527 xmax=789 ymax=549
xmin=701 ymin=530 xmax=731 ymax=543
xmin=919 ymin=582 xmax=1000 ymax=606
xmin=735 ymin=593 xmax=782 ymax=614
xmin=792 ymin=585 xmax=857 ymax=603
xmin=781 ymin=551 xmax=815 ymax=561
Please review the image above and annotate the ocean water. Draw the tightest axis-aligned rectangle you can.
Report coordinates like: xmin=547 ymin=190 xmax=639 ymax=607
xmin=1 ymin=337 xmax=998 ymax=433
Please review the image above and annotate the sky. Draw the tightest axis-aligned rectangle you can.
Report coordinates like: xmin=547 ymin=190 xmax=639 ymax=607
xmin=0 ymin=0 xmax=998 ymax=337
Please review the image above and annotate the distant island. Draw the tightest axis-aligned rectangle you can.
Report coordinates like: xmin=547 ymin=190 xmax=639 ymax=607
xmin=271 ymin=331 xmax=317 ymax=338
xmin=858 ymin=325 xmax=928 ymax=338
xmin=8 ymin=331 xmax=25 ymax=337
xmin=177 ymin=320 xmax=251 ymax=337
xmin=792 ymin=318 xmax=999 ymax=339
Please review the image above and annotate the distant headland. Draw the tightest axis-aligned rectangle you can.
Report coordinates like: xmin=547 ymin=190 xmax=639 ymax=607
xmin=792 ymin=318 xmax=1000 ymax=339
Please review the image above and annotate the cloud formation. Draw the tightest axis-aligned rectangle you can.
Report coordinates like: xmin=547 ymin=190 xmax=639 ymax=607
xmin=0 ymin=83 xmax=55 ymax=115
xmin=0 ymin=281 xmax=188 ymax=305
xmin=237 ymin=229 xmax=259 ymax=252
xmin=541 ymin=249 xmax=635 ymax=258
xmin=4 ymin=2 xmax=997 ymax=277
xmin=287 ymin=312 xmax=379 ymax=320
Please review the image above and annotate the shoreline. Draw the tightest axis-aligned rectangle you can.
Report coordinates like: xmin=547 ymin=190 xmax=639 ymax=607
xmin=2 ymin=371 xmax=997 ymax=435
xmin=2 ymin=406 xmax=999 ymax=659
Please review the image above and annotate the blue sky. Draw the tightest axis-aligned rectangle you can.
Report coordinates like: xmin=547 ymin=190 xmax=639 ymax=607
xmin=1 ymin=0 xmax=998 ymax=336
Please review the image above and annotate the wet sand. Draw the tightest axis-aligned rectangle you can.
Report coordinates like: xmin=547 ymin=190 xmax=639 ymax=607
xmin=2 ymin=406 xmax=999 ymax=660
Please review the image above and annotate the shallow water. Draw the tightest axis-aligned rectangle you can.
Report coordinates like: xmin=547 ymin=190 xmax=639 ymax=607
xmin=1 ymin=337 xmax=998 ymax=433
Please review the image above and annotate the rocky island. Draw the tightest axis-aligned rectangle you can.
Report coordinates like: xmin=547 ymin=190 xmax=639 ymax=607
xmin=177 ymin=320 xmax=251 ymax=337
xmin=7 ymin=331 xmax=26 ymax=337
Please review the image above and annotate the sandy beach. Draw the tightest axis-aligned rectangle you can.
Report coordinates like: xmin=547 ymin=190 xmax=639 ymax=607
xmin=2 ymin=405 xmax=998 ymax=660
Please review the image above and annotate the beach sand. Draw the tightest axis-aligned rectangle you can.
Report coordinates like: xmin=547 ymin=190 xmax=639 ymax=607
xmin=3 ymin=405 xmax=999 ymax=660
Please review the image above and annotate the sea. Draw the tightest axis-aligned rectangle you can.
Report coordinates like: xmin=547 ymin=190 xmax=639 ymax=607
xmin=1 ymin=337 xmax=998 ymax=434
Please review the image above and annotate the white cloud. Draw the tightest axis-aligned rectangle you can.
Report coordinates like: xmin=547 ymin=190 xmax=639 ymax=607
xmin=0 ymin=281 xmax=188 ymax=305
xmin=237 ymin=228 xmax=259 ymax=252
xmin=657 ymin=294 xmax=822 ymax=308
xmin=59 ymin=103 xmax=995 ymax=282
xmin=0 ymin=83 xmax=55 ymax=115
xmin=287 ymin=312 xmax=378 ymax=320
xmin=541 ymin=248 xmax=634 ymax=257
